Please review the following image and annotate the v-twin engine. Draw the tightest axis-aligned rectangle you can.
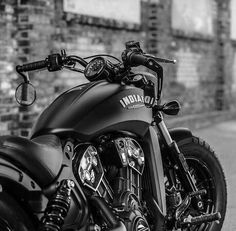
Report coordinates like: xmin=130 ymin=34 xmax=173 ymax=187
xmin=72 ymin=136 xmax=150 ymax=231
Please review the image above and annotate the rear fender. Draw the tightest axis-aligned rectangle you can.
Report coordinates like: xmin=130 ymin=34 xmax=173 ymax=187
xmin=0 ymin=159 xmax=41 ymax=191
xmin=0 ymin=154 xmax=89 ymax=229
xmin=0 ymin=158 xmax=47 ymax=221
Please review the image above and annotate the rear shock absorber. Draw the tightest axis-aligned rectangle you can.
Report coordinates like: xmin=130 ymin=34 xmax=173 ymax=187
xmin=39 ymin=179 xmax=74 ymax=231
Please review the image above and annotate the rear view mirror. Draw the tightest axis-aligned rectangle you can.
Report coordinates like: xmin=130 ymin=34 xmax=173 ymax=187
xmin=15 ymin=82 xmax=36 ymax=106
xmin=162 ymin=100 xmax=181 ymax=115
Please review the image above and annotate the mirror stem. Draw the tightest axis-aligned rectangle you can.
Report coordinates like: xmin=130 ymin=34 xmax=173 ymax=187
xmin=16 ymin=68 xmax=30 ymax=83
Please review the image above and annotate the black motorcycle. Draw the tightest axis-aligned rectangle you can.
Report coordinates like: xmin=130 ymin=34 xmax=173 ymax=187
xmin=0 ymin=41 xmax=226 ymax=231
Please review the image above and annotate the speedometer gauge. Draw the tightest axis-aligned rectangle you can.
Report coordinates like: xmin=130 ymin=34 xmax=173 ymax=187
xmin=84 ymin=57 xmax=106 ymax=81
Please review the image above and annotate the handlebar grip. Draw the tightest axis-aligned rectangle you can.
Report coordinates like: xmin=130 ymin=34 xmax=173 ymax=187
xmin=16 ymin=60 xmax=48 ymax=72
xmin=124 ymin=51 xmax=148 ymax=67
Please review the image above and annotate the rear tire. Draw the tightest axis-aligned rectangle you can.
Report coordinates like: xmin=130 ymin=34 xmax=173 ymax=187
xmin=177 ymin=136 xmax=227 ymax=231
xmin=0 ymin=192 xmax=36 ymax=231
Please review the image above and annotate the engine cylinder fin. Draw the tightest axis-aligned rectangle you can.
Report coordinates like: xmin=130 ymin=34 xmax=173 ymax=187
xmin=142 ymin=160 xmax=153 ymax=194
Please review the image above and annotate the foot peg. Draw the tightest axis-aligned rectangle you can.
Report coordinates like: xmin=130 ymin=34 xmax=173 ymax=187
xmin=181 ymin=212 xmax=221 ymax=227
xmin=175 ymin=189 xmax=207 ymax=220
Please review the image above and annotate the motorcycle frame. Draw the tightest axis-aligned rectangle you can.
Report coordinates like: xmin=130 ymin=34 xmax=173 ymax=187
xmin=0 ymin=51 xmax=201 ymax=229
xmin=0 ymin=44 xmax=223 ymax=230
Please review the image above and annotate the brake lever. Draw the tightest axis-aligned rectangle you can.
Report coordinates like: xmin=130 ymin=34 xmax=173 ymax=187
xmin=142 ymin=58 xmax=163 ymax=101
xmin=145 ymin=58 xmax=161 ymax=73
xmin=143 ymin=54 xmax=176 ymax=64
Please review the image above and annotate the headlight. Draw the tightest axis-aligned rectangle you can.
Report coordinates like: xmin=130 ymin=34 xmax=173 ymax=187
xmin=73 ymin=145 xmax=104 ymax=191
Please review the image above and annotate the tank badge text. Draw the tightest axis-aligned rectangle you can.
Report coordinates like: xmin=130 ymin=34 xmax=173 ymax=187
xmin=120 ymin=95 xmax=154 ymax=109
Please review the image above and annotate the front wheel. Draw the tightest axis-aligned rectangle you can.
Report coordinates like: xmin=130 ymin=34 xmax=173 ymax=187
xmin=176 ymin=136 xmax=227 ymax=231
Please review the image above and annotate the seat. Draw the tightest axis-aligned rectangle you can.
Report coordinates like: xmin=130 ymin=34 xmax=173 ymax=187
xmin=0 ymin=134 xmax=63 ymax=187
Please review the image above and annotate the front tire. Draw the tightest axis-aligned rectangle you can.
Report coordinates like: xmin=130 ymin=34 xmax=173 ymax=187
xmin=177 ymin=136 xmax=227 ymax=231
xmin=0 ymin=192 xmax=36 ymax=231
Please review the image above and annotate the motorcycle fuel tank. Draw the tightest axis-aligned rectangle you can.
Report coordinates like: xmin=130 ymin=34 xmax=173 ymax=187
xmin=31 ymin=80 xmax=153 ymax=140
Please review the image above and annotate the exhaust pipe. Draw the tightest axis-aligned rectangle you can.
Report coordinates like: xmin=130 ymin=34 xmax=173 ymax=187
xmin=90 ymin=196 xmax=126 ymax=231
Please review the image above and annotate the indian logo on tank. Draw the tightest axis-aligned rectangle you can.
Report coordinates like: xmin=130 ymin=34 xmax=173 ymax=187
xmin=119 ymin=94 xmax=155 ymax=109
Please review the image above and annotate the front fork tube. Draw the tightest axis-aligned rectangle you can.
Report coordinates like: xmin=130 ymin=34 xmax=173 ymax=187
xmin=154 ymin=113 xmax=202 ymax=209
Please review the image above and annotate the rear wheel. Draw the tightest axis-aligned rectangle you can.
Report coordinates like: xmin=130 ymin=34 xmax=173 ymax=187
xmin=0 ymin=192 xmax=36 ymax=231
xmin=176 ymin=136 xmax=227 ymax=231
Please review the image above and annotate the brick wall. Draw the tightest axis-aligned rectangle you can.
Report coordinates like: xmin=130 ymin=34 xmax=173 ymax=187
xmin=229 ymin=0 xmax=236 ymax=108
xmin=0 ymin=0 xmax=18 ymax=135
xmin=144 ymin=0 xmax=235 ymax=115
xmin=171 ymin=41 xmax=217 ymax=114
xmin=53 ymin=0 xmax=145 ymax=89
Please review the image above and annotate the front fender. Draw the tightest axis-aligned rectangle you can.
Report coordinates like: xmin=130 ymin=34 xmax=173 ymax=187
xmin=168 ymin=127 xmax=193 ymax=142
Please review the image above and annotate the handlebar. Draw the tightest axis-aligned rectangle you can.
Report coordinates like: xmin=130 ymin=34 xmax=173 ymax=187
xmin=122 ymin=41 xmax=175 ymax=70
xmin=16 ymin=53 xmax=66 ymax=74
xmin=16 ymin=41 xmax=173 ymax=86
xmin=16 ymin=60 xmax=48 ymax=72
xmin=15 ymin=41 xmax=174 ymax=107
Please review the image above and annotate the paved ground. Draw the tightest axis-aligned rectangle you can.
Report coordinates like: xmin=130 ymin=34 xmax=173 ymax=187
xmin=194 ymin=120 xmax=236 ymax=231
